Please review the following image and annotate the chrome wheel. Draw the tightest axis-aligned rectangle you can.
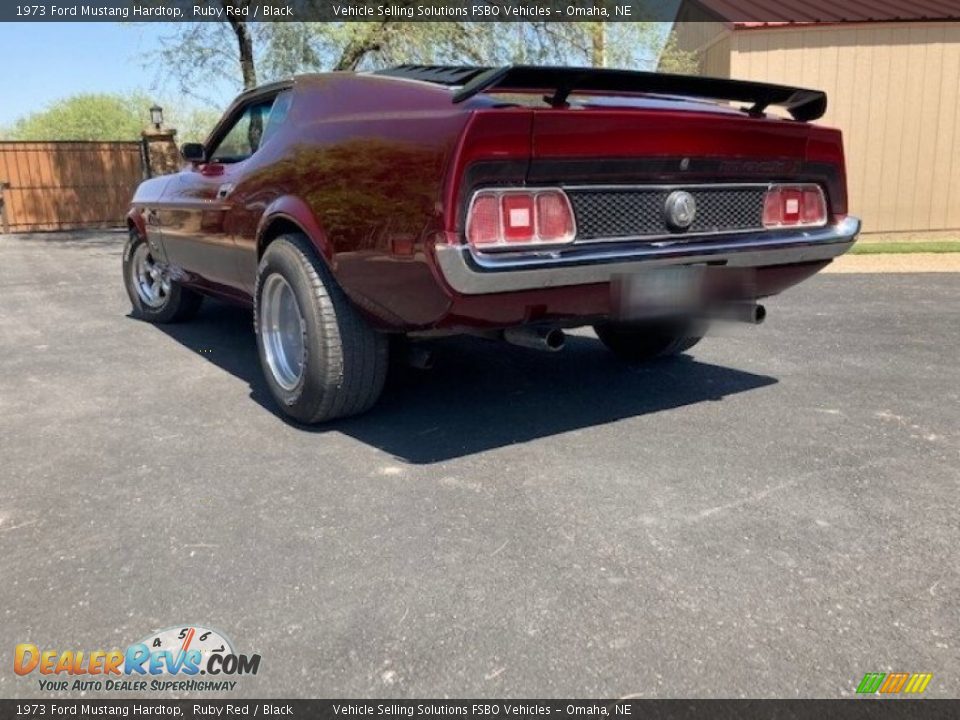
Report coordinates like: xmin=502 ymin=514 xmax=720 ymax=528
xmin=260 ymin=273 xmax=306 ymax=391
xmin=131 ymin=242 xmax=170 ymax=308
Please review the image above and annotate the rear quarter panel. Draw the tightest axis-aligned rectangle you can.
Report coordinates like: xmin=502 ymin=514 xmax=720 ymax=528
xmin=252 ymin=75 xmax=472 ymax=327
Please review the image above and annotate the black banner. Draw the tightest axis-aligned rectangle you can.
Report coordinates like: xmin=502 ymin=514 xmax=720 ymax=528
xmin=1 ymin=1 xmax=686 ymax=23
xmin=14 ymin=0 xmax=933 ymax=23
xmin=1 ymin=700 xmax=959 ymax=720
xmin=7 ymin=0 xmax=956 ymax=22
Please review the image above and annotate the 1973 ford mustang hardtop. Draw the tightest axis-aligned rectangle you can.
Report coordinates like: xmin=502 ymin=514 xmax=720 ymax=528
xmin=125 ymin=65 xmax=859 ymax=423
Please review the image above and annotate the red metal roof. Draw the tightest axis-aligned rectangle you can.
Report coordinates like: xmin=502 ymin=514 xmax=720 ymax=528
xmin=692 ymin=0 xmax=960 ymax=25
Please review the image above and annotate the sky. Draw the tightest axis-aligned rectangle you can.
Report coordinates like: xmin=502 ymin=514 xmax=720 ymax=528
xmin=0 ymin=23 xmax=236 ymax=127
xmin=0 ymin=21 xmax=676 ymax=129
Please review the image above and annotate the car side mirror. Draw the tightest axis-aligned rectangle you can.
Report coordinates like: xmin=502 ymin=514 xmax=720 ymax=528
xmin=180 ymin=143 xmax=206 ymax=163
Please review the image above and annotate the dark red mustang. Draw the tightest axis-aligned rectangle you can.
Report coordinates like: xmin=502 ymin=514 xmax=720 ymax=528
xmin=124 ymin=65 xmax=859 ymax=423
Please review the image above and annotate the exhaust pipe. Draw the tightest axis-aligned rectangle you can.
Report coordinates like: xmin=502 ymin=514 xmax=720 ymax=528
xmin=503 ymin=326 xmax=566 ymax=352
xmin=744 ymin=303 xmax=766 ymax=324
xmin=714 ymin=302 xmax=766 ymax=324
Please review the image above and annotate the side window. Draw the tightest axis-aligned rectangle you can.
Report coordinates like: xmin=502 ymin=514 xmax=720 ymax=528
xmin=260 ymin=90 xmax=292 ymax=148
xmin=209 ymin=97 xmax=278 ymax=164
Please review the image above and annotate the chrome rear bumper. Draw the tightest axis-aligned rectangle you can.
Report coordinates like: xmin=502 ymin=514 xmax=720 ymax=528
xmin=436 ymin=217 xmax=860 ymax=295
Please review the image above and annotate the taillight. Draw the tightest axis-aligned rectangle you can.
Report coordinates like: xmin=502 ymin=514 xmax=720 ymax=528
xmin=763 ymin=184 xmax=828 ymax=228
xmin=501 ymin=194 xmax=535 ymax=243
xmin=536 ymin=192 xmax=575 ymax=241
xmin=467 ymin=189 xmax=576 ymax=250
xmin=468 ymin=194 xmax=499 ymax=246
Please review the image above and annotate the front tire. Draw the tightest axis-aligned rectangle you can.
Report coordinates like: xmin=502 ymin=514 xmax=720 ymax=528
xmin=123 ymin=230 xmax=202 ymax=323
xmin=593 ymin=319 xmax=703 ymax=363
xmin=255 ymin=234 xmax=388 ymax=424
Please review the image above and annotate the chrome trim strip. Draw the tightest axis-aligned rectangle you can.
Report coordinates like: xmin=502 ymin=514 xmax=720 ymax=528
xmin=436 ymin=216 xmax=860 ymax=295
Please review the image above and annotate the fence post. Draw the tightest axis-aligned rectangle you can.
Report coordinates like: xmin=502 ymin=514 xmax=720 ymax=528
xmin=140 ymin=137 xmax=151 ymax=179
xmin=140 ymin=127 xmax=179 ymax=178
xmin=0 ymin=181 xmax=8 ymax=234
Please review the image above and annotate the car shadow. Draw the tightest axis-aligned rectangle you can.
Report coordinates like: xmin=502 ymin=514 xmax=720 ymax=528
xmin=147 ymin=300 xmax=778 ymax=464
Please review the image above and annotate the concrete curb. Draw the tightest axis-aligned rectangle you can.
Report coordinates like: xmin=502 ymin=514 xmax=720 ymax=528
xmin=825 ymin=253 xmax=960 ymax=273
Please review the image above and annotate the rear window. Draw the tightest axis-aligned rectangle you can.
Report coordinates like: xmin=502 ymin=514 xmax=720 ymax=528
xmin=484 ymin=91 xmax=739 ymax=114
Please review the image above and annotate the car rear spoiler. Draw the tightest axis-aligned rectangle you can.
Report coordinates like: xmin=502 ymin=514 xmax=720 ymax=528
xmin=374 ymin=65 xmax=827 ymax=122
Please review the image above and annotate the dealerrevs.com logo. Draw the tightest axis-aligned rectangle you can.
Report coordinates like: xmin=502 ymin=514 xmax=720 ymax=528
xmin=15 ymin=626 xmax=261 ymax=693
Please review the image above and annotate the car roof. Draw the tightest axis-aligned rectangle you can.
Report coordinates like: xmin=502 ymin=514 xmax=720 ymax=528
xmin=235 ymin=71 xmax=794 ymax=122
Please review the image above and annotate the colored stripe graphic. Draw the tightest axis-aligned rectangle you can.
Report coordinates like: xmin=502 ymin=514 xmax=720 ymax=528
xmin=857 ymin=672 xmax=933 ymax=694
xmin=880 ymin=672 xmax=909 ymax=693
xmin=856 ymin=673 xmax=886 ymax=694
xmin=904 ymin=674 xmax=933 ymax=694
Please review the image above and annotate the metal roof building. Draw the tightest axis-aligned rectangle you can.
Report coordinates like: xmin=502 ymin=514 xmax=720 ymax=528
xmin=666 ymin=1 xmax=960 ymax=233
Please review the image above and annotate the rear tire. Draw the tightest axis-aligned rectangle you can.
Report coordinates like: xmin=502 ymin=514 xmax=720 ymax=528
xmin=123 ymin=230 xmax=202 ymax=323
xmin=593 ymin=319 xmax=703 ymax=363
xmin=255 ymin=234 xmax=388 ymax=424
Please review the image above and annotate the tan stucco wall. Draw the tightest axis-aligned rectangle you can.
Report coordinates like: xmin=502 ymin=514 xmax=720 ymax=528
xmin=666 ymin=9 xmax=731 ymax=76
xmin=669 ymin=21 xmax=960 ymax=234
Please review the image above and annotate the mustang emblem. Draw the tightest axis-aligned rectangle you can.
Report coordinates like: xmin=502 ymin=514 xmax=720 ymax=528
xmin=665 ymin=190 xmax=697 ymax=231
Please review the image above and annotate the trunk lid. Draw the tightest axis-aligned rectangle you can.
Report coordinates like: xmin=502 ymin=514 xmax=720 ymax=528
xmin=529 ymin=105 xmax=812 ymax=184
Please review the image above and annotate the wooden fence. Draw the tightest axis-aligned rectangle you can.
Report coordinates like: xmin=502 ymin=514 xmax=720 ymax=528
xmin=0 ymin=141 xmax=145 ymax=232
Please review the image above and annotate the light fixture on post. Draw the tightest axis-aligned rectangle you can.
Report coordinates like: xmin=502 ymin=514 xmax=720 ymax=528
xmin=149 ymin=105 xmax=163 ymax=130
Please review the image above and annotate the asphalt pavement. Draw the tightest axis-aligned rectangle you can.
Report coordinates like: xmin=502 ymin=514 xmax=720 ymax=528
xmin=1 ymin=231 xmax=957 ymax=698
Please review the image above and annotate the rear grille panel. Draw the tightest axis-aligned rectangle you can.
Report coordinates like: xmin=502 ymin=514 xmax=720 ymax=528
xmin=568 ymin=186 xmax=767 ymax=241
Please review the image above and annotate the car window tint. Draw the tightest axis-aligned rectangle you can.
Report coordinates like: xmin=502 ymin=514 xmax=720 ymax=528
xmin=260 ymin=91 xmax=292 ymax=149
xmin=210 ymin=98 xmax=276 ymax=164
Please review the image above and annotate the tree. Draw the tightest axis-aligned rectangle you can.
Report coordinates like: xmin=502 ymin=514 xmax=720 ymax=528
xmin=6 ymin=93 xmax=153 ymax=141
xmin=163 ymin=105 xmax=223 ymax=144
xmin=656 ymin=33 xmax=700 ymax=75
xmin=153 ymin=20 xmax=693 ymax=100
xmin=260 ymin=22 xmax=686 ymax=75
xmin=5 ymin=92 xmax=221 ymax=144
xmin=225 ymin=0 xmax=256 ymax=88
